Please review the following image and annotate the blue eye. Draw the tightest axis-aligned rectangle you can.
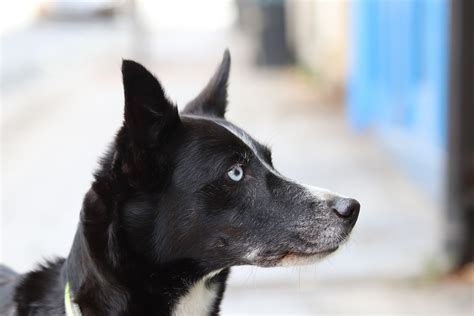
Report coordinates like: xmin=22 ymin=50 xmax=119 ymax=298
xmin=227 ymin=165 xmax=244 ymax=182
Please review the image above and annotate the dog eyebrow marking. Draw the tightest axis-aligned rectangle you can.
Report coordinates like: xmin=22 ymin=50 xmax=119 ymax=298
xmin=213 ymin=120 xmax=272 ymax=167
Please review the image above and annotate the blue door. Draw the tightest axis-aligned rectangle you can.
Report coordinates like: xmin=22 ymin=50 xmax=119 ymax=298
xmin=347 ymin=0 xmax=448 ymax=196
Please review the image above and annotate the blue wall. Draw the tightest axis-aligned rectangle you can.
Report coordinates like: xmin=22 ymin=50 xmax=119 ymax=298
xmin=347 ymin=0 xmax=448 ymax=196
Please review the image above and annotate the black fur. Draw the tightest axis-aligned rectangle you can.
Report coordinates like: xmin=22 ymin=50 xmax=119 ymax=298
xmin=1 ymin=51 xmax=359 ymax=315
xmin=183 ymin=49 xmax=230 ymax=117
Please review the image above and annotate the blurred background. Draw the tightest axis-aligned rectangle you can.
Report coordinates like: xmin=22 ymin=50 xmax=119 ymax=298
xmin=1 ymin=0 xmax=473 ymax=315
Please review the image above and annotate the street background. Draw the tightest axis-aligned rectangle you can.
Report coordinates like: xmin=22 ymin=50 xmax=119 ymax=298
xmin=1 ymin=1 xmax=473 ymax=315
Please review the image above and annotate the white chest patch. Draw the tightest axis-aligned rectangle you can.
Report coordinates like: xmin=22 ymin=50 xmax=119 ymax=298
xmin=172 ymin=272 xmax=220 ymax=316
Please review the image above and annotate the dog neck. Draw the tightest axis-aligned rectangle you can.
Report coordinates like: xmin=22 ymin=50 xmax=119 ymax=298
xmin=171 ymin=269 xmax=225 ymax=316
xmin=61 ymin=190 xmax=229 ymax=315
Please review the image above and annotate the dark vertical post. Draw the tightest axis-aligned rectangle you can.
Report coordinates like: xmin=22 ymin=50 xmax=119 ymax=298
xmin=447 ymin=0 xmax=474 ymax=267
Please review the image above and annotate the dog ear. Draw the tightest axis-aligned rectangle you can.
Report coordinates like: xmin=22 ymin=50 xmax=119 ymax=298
xmin=121 ymin=60 xmax=180 ymax=147
xmin=182 ymin=49 xmax=231 ymax=118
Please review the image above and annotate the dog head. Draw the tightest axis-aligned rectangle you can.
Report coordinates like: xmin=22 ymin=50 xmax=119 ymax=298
xmin=93 ymin=50 xmax=359 ymax=273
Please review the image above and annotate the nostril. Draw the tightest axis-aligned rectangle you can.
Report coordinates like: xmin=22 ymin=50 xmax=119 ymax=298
xmin=332 ymin=198 xmax=360 ymax=218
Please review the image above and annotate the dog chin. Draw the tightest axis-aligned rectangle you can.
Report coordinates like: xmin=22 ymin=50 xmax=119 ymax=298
xmin=276 ymin=247 xmax=338 ymax=267
xmin=248 ymin=247 xmax=339 ymax=267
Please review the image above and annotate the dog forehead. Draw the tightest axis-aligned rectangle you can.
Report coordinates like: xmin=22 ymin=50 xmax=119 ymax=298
xmin=214 ymin=121 xmax=257 ymax=149
xmin=180 ymin=115 xmax=259 ymax=150
xmin=215 ymin=120 xmax=273 ymax=162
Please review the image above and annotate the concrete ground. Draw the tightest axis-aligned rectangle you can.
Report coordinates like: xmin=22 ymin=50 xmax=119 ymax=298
xmin=1 ymin=18 xmax=473 ymax=315
xmin=222 ymin=279 xmax=473 ymax=315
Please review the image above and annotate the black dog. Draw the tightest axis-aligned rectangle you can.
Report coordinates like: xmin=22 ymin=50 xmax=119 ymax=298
xmin=0 ymin=50 xmax=359 ymax=315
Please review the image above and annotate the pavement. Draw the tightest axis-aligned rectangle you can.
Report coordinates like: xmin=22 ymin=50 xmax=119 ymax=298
xmin=1 ymin=18 xmax=473 ymax=315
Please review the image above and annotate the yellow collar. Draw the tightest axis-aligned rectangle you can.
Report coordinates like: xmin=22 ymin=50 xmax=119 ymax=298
xmin=64 ymin=282 xmax=82 ymax=316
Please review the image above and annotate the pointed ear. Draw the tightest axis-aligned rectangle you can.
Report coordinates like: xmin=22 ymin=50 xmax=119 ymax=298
xmin=182 ymin=49 xmax=231 ymax=118
xmin=122 ymin=60 xmax=179 ymax=147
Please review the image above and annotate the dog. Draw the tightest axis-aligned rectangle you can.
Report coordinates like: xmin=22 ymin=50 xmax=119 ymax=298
xmin=0 ymin=50 xmax=360 ymax=315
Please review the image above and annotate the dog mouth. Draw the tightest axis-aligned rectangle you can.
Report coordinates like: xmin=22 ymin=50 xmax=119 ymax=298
xmin=278 ymin=246 xmax=339 ymax=265
xmin=248 ymin=246 xmax=339 ymax=267
xmin=285 ymin=247 xmax=339 ymax=258
xmin=243 ymin=226 xmax=355 ymax=267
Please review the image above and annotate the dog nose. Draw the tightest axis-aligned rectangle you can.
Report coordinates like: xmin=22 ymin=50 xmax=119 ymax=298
xmin=331 ymin=198 xmax=360 ymax=218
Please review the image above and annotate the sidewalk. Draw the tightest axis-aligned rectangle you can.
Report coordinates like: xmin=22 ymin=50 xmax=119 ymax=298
xmin=222 ymin=279 xmax=472 ymax=315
